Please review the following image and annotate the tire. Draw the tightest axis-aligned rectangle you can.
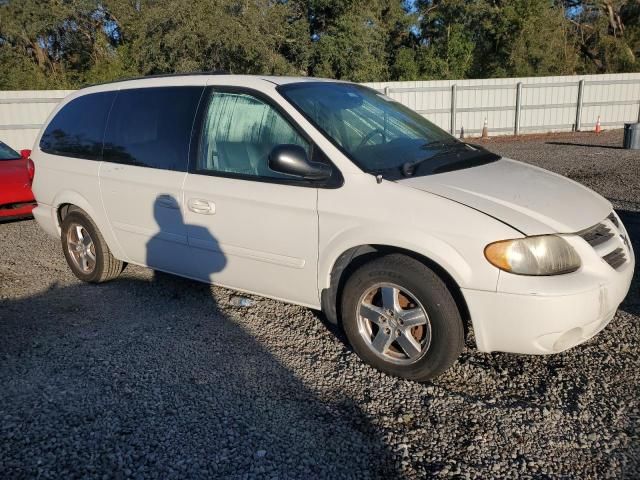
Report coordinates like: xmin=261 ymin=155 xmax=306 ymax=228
xmin=61 ymin=210 xmax=124 ymax=283
xmin=341 ymin=254 xmax=464 ymax=381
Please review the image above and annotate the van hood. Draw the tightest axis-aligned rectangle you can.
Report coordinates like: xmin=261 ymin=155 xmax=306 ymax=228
xmin=398 ymin=158 xmax=611 ymax=235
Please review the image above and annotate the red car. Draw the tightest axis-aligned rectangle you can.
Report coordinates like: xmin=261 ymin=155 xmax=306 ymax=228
xmin=0 ymin=141 xmax=36 ymax=221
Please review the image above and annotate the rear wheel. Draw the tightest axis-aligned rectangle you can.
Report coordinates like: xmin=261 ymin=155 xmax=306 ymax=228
xmin=341 ymin=254 xmax=464 ymax=381
xmin=61 ymin=210 xmax=124 ymax=283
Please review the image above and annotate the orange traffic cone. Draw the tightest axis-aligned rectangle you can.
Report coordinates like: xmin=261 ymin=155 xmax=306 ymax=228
xmin=595 ymin=116 xmax=602 ymax=134
xmin=481 ymin=118 xmax=489 ymax=139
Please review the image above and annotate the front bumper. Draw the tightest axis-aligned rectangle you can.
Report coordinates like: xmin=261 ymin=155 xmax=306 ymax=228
xmin=463 ymin=215 xmax=635 ymax=354
xmin=463 ymin=270 xmax=632 ymax=354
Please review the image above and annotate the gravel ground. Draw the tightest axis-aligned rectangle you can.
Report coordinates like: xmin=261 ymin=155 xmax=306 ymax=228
xmin=1 ymin=129 xmax=639 ymax=479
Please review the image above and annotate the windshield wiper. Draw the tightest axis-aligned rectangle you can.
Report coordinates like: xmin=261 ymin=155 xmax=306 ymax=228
xmin=401 ymin=143 xmax=471 ymax=177
xmin=432 ymin=152 xmax=501 ymax=174
xmin=419 ymin=140 xmax=458 ymax=150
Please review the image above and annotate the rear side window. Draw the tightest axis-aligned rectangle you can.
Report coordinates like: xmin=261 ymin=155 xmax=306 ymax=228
xmin=40 ymin=92 xmax=115 ymax=160
xmin=102 ymin=87 xmax=203 ymax=171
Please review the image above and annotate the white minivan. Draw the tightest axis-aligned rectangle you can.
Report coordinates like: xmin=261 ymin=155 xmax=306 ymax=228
xmin=32 ymin=74 xmax=634 ymax=380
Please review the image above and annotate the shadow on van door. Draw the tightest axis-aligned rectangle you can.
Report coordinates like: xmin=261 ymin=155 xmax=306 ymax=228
xmin=146 ymin=195 xmax=226 ymax=280
xmin=0 ymin=198 xmax=397 ymax=478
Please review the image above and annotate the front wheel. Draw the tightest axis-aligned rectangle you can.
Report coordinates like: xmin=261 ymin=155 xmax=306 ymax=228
xmin=341 ymin=254 xmax=464 ymax=381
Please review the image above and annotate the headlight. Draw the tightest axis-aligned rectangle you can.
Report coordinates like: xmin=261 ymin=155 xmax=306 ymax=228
xmin=484 ymin=235 xmax=581 ymax=275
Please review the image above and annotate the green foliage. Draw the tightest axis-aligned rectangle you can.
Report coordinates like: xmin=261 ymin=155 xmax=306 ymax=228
xmin=416 ymin=22 xmax=475 ymax=80
xmin=557 ymin=0 xmax=640 ymax=73
xmin=0 ymin=46 xmax=51 ymax=89
xmin=414 ymin=0 xmax=580 ymax=79
xmin=392 ymin=46 xmax=420 ymax=80
xmin=125 ymin=0 xmax=310 ymax=76
xmin=0 ymin=0 xmax=638 ymax=89
xmin=508 ymin=1 xmax=579 ymax=77
xmin=310 ymin=0 xmax=411 ymax=81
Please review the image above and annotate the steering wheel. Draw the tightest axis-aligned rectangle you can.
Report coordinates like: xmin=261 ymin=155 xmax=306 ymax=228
xmin=356 ymin=129 xmax=386 ymax=150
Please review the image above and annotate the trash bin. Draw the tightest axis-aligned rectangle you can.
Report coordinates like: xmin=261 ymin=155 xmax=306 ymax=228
xmin=623 ymin=123 xmax=640 ymax=149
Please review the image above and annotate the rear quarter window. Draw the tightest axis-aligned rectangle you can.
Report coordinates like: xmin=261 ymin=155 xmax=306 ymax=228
xmin=102 ymin=87 xmax=204 ymax=172
xmin=40 ymin=91 xmax=115 ymax=160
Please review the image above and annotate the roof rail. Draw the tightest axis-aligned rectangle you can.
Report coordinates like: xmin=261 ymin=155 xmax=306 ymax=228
xmin=88 ymin=70 xmax=230 ymax=87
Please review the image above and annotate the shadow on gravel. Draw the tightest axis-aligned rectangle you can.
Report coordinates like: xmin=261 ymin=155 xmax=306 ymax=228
xmin=0 ymin=283 xmax=398 ymax=479
xmin=545 ymin=141 xmax=624 ymax=150
xmin=617 ymin=209 xmax=640 ymax=317
xmin=0 ymin=201 xmax=398 ymax=478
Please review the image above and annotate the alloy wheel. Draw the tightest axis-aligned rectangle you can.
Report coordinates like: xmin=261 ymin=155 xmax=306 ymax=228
xmin=356 ymin=283 xmax=432 ymax=365
xmin=66 ymin=223 xmax=96 ymax=273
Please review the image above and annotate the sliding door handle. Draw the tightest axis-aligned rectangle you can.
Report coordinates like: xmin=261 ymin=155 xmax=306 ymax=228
xmin=188 ymin=198 xmax=216 ymax=215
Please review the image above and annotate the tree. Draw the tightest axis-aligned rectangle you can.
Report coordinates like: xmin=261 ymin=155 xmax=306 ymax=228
xmin=0 ymin=0 xmax=638 ymax=89
xmin=309 ymin=0 xmax=412 ymax=81
xmin=508 ymin=1 xmax=579 ymax=76
xmin=0 ymin=0 xmax=126 ymax=88
xmin=413 ymin=0 xmax=580 ymax=79
xmin=119 ymin=0 xmax=311 ymax=76
xmin=558 ymin=0 xmax=640 ymax=72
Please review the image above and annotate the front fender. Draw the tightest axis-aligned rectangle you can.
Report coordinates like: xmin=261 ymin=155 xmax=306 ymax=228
xmin=318 ymin=226 xmax=476 ymax=292
xmin=317 ymin=174 xmax=521 ymax=295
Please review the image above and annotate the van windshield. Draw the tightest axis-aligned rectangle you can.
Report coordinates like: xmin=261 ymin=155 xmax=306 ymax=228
xmin=0 ymin=141 xmax=20 ymax=161
xmin=278 ymin=82 xmax=499 ymax=177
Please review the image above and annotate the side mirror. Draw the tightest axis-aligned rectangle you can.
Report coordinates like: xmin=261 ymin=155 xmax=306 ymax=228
xmin=268 ymin=144 xmax=332 ymax=181
xmin=20 ymin=149 xmax=31 ymax=159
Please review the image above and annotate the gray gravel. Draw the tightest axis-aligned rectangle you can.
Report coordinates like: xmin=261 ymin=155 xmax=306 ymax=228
xmin=1 ymin=129 xmax=639 ymax=479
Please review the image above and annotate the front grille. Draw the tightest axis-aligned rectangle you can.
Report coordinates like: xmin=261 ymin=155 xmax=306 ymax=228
xmin=607 ymin=212 xmax=620 ymax=229
xmin=602 ymin=248 xmax=627 ymax=270
xmin=579 ymin=223 xmax=614 ymax=247
xmin=578 ymin=213 xmax=629 ymax=270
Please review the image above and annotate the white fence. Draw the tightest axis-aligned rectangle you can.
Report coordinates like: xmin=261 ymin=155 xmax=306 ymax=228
xmin=0 ymin=90 xmax=73 ymax=149
xmin=1 ymin=73 xmax=640 ymax=149
xmin=365 ymin=72 xmax=640 ymax=137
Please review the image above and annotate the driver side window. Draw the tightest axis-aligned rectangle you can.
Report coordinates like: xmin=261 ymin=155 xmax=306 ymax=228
xmin=197 ymin=91 xmax=310 ymax=179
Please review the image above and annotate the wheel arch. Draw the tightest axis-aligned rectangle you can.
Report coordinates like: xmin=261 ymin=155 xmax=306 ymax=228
xmin=52 ymin=190 xmax=126 ymax=260
xmin=57 ymin=203 xmax=80 ymax=224
xmin=320 ymin=244 xmax=472 ymax=337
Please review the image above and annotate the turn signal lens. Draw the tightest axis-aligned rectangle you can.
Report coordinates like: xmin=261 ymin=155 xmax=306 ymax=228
xmin=484 ymin=235 xmax=581 ymax=275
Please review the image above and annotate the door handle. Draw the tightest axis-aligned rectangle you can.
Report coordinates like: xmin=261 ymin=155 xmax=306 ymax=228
xmin=188 ymin=198 xmax=216 ymax=215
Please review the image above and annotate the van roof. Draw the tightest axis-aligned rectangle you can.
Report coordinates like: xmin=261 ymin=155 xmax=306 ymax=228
xmin=90 ymin=72 xmax=339 ymax=88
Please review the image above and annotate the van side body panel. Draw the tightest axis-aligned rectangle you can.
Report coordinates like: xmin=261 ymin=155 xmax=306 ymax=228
xmin=32 ymin=152 xmax=129 ymax=261
xmin=317 ymin=173 xmax=518 ymax=296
